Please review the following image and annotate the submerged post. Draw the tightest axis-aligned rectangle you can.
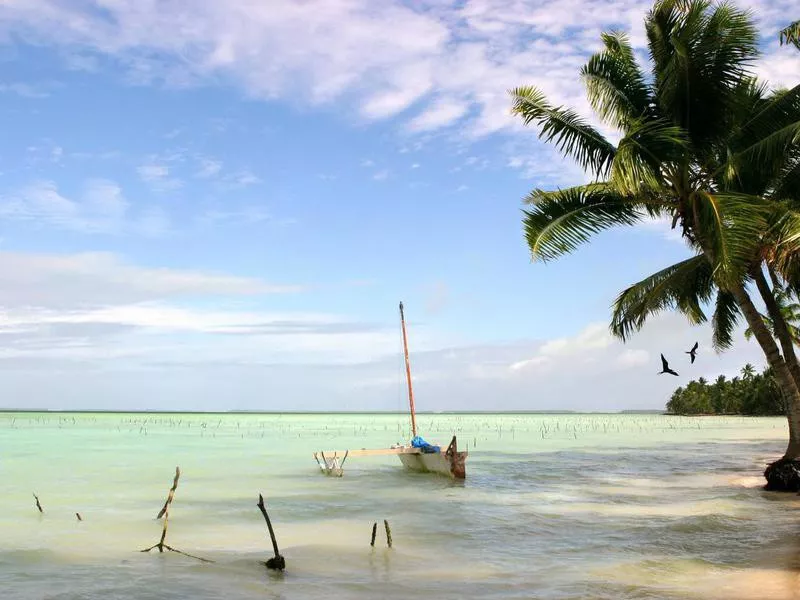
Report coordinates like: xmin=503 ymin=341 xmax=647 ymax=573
xmin=156 ymin=467 xmax=180 ymax=519
xmin=141 ymin=466 xmax=212 ymax=563
xmin=257 ymin=493 xmax=285 ymax=571
xmin=32 ymin=493 xmax=43 ymax=514
xmin=384 ymin=519 xmax=393 ymax=548
xmin=370 ymin=522 xmax=377 ymax=547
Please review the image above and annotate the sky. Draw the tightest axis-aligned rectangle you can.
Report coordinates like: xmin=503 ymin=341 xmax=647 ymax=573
xmin=0 ymin=0 xmax=798 ymax=412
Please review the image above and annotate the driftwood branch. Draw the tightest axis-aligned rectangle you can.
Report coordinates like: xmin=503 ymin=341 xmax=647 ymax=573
xmin=141 ymin=466 xmax=212 ymax=563
xmin=156 ymin=467 xmax=180 ymax=519
xmin=257 ymin=493 xmax=285 ymax=571
xmin=33 ymin=493 xmax=43 ymax=513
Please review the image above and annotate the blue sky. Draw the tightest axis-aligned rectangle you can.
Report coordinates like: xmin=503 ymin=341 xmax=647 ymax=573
xmin=0 ymin=0 xmax=798 ymax=412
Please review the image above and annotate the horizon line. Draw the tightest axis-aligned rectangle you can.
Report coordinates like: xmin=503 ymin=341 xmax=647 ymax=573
xmin=0 ymin=408 xmax=667 ymax=415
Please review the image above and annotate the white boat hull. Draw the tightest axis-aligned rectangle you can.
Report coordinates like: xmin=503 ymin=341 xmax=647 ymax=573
xmin=397 ymin=436 xmax=467 ymax=479
xmin=398 ymin=452 xmax=455 ymax=477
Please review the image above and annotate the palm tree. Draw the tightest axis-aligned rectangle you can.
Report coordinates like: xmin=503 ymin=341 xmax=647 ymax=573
xmin=741 ymin=364 xmax=756 ymax=381
xmin=781 ymin=21 xmax=800 ymax=48
xmin=509 ymin=0 xmax=800 ymax=470
xmin=745 ymin=286 xmax=800 ymax=345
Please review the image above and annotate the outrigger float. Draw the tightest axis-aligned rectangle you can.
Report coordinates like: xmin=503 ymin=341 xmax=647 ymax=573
xmin=313 ymin=302 xmax=467 ymax=480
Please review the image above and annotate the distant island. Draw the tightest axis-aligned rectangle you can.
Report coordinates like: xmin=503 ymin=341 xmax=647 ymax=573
xmin=666 ymin=364 xmax=785 ymax=416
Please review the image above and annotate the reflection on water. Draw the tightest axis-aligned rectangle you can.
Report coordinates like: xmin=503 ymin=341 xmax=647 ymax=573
xmin=0 ymin=412 xmax=798 ymax=599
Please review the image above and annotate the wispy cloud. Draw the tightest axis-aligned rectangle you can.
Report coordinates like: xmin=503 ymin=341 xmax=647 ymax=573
xmin=197 ymin=206 xmax=295 ymax=228
xmin=14 ymin=0 xmax=797 ymax=140
xmin=360 ymin=159 xmax=375 ymax=168
xmin=195 ymin=157 xmax=222 ymax=178
xmin=1 ymin=0 xmax=797 ymax=189
xmin=213 ymin=169 xmax=261 ymax=189
xmin=638 ymin=215 xmax=688 ymax=245
xmin=136 ymin=163 xmax=183 ymax=191
xmin=0 ymin=82 xmax=51 ymax=98
xmin=408 ymin=98 xmax=469 ymax=132
xmin=372 ymin=169 xmax=389 ymax=181
xmin=0 ymin=250 xmax=306 ymax=311
xmin=0 ymin=179 xmax=169 ymax=236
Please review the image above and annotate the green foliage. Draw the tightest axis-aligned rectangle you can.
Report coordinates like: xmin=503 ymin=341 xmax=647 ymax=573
xmin=611 ymin=255 xmax=713 ymax=341
xmin=666 ymin=364 xmax=786 ymax=415
xmin=510 ymin=0 xmax=800 ymax=343
xmin=509 ymin=86 xmax=616 ymax=178
xmin=522 ymin=185 xmax=656 ymax=262
xmin=780 ymin=21 xmax=800 ymax=49
xmin=744 ymin=285 xmax=800 ymax=344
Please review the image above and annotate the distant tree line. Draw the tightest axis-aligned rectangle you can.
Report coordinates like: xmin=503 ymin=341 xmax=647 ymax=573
xmin=666 ymin=364 xmax=786 ymax=416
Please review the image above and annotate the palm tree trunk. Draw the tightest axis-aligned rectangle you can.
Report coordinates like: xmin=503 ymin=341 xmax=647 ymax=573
xmin=730 ymin=282 xmax=800 ymax=459
xmin=753 ymin=268 xmax=800 ymax=385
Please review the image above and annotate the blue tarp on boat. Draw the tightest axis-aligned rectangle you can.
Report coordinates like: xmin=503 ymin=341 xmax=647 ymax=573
xmin=410 ymin=435 xmax=440 ymax=453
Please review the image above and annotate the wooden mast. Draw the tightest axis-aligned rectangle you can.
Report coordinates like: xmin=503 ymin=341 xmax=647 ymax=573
xmin=399 ymin=302 xmax=418 ymax=438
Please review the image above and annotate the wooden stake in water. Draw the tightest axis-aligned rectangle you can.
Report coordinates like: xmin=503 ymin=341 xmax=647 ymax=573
xmin=384 ymin=519 xmax=393 ymax=548
xmin=33 ymin=493 xmax=43 ymax=514
xmin=257 ymin=493 xmax=285 ymax=571
xmin=370 ymin=522 xmax=377 ymax=547
xmin=156 ymin=467 xmax=180 ymax=519
xmin=141 ymin=466 xmax=212 ymax=563
xmin=76 ymin=513 xmax=82 ymax=522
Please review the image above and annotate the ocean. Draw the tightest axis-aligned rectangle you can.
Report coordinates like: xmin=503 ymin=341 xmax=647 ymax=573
xmin=1 ymin=412 xmax=798 ymax=599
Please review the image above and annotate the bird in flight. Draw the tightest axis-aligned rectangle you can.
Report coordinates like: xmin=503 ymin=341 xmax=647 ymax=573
xmin=685 ymin=342 xmax=698 ymax=364
xmin=659 ymin=354 xmax=679 ymax=376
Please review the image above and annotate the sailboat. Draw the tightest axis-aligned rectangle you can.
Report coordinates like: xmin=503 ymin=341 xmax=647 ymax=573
xmin=312 ymin=302 xmax=468 ymax=479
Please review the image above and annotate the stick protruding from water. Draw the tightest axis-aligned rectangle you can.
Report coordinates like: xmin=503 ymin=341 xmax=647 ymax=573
xmin=141 ymin=466 xmax=212 ymax=563
xmin=384 ymin=519 xmax=393 ymax=548
xmin=257 ymin=493 xmax=285 ymax=571
xmin=156 ymin=467 xmax=180 ymax=519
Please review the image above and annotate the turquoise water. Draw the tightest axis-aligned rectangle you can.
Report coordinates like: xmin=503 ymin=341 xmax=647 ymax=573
xmin=1 ymin=412 xmax=798 ymax=599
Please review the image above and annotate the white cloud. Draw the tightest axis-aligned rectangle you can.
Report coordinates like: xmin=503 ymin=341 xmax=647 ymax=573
xmin=456 ymin=184 xmax=469 ymax=192
xmin=372 ymin=169 xmax=389 ymax=181
xmin=0 ymin=253 xmax=773 ymax=411
xmin=0 ymin=251 xmax=304 ymax=310
xmin=197 ymin=206 xmax=294 ymax=228
xmin=411 ymin=163 xmax=420 ymax=169
xmin=137 ymin=164 xmax=168 ymax=180
xmin=136 ymin=163 xmax=183 ymax=191
xmin=615 ymin=348 xmax=650 ymax=369
xmin=0 ymin=82 xmax=50 ymax=98
xmin=233 ymin=171 xmax=260 ymax=186
xmin=0 ymin=179 xmax=169 ymax=237
xmin=196 ymin=158 xmax=222 ymax=178
xmin=217 ymin=170 xmax=261 ymax=188
xmin=408 ymin=98 xmax=469 ymax=131
xmin=7 ymin=0 xmax=793 ymax=146
xmin=360 ymin=159 xmax=375 ymax=167
xmin=638 ymin=215 xmax=688 ymax=245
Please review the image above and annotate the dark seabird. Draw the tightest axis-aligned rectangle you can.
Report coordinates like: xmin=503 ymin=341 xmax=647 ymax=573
xmin=685 ymin=342 xmax=698 ymax=364
xmin=659 ymin=353 xmax=679 ymax=376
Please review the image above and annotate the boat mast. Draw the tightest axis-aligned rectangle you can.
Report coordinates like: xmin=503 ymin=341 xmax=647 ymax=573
xmin=399 ymin=302 xmax=418 ymax=438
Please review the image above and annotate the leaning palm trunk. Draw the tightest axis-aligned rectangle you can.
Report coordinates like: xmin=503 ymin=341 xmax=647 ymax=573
xmin=752 ymin=269 xmax=800 ymax=467
xmin=753 ymin=269 xmax=800 ymax=386
xmin=731 ymin=282 xmax=800 ymax=459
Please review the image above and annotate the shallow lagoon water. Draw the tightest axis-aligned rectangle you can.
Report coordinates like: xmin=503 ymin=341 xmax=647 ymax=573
xmin=1 ymin=412 xmax=798 ymax=599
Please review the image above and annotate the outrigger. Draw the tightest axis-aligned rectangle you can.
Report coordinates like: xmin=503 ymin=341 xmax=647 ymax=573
xmin=313 ymin=302 xmax=468 ymax=479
